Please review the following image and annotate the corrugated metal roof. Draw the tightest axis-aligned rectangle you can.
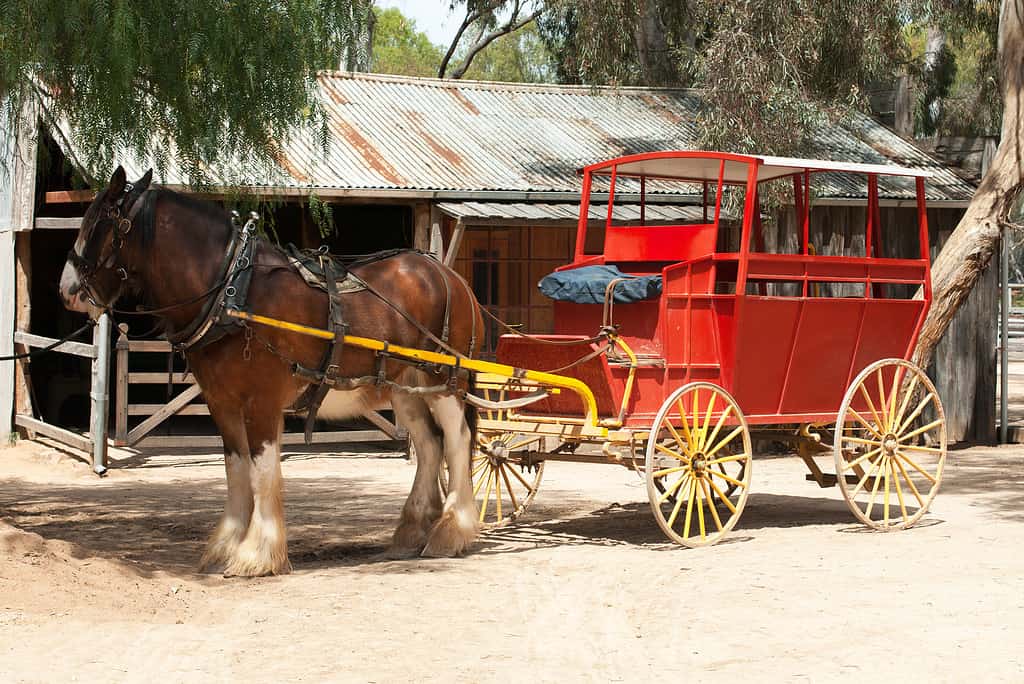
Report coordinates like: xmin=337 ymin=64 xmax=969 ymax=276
xmin=56 ymin=72 xmax=976 ymax=203
xmin=437 ymin=201 xmax=707 ymax=224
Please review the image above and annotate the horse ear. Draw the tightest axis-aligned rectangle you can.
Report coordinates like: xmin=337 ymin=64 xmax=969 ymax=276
xmin=108 ymin=165 xmax=127 ymax=197
xmin=135 ymin=169 xmax=153 ymax=193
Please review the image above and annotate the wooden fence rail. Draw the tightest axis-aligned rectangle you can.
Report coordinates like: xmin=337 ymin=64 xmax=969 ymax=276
xmin=113 ymin=324 xmax=406 ymax=448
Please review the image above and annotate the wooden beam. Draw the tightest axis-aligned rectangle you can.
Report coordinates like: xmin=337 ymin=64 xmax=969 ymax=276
xmin=34 ymin=217 xmax=82 ymax=230
xmin=362 ymin=410 xmax=407 ymax=440
xmin=126 ymin=383 xmax=203 ymax=445
xmin=128 ymin=372 xmax=195 ymax=384
xmin=444 ymin=219 xmax=466 ymax=267
xmin=135 ymin=430 xmax=397 ymax=449
xmin=14 ymin=331 xmax=97 ymax=359
xmin=0 ymin=230 xmax=14 ymax=440
xmin=14 ymin=414 xmax=92 ymax=453
xmin=45 ymin=190 xmax=95 ymax=204
xmin=128 ymin=404 xmax=210 ymax=416
xmin=14 ymin=232 xmax=32 ymax=426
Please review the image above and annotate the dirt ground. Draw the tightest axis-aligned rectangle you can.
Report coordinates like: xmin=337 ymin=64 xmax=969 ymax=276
xmin=1 ymin=438 xmax=1023 ymax=683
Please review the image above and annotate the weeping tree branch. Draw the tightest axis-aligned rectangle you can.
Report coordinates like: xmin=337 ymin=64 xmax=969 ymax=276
xmin=439 ymin=0 xmax=542 ymax=79
xmin=912 ymin=0 xmax=1024 ymax=371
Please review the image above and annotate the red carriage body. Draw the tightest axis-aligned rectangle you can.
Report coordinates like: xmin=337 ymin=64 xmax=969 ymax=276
xmin=497 ymin=151 xmax=933 ymax=427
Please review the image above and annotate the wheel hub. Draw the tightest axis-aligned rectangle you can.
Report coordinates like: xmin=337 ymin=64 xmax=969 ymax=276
xmin=485 ymin=438 xmax=509 ymax=466
xmin=690 ymin=453 xmax=708 ymax=478
xmin=882 ymin=433 xmax=898 ymax=455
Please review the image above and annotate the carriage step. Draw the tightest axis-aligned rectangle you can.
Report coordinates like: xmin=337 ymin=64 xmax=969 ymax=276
xmin=806 ymin=473 xmax=873 ymax=488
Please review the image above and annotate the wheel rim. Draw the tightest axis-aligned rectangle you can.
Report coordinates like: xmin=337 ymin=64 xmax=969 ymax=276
xmin=439 ymin=385 xmax=544 ymax=527
xmin=645 ymin=382 xmax=752 ymax=547
xmin=834 ymin=359 xmax=946 ymax=530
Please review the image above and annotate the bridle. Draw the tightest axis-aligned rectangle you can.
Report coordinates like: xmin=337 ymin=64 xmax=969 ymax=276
xmin=66 ymin=183 xmax=148 ymax=307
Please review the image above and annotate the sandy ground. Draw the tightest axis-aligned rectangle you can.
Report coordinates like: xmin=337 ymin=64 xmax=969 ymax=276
xmin=1 ymin=438 xmax=1023 ymax=683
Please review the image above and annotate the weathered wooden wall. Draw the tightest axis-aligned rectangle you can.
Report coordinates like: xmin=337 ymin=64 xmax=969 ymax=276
xmin=761 ymin=204 xmax=995 ymax=443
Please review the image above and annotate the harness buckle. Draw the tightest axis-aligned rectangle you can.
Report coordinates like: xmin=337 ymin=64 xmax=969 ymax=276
xmin=324 ymin=364 xmax=340 ymax=384
xmin=116 ymin=267 xmax=129 ymax=281
xmin=118 ymin=217 xmax=132 ymax=235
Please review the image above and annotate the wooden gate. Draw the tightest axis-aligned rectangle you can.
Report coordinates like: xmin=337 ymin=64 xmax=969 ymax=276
xmin=112 ymin=324 xmax=406 ymax=448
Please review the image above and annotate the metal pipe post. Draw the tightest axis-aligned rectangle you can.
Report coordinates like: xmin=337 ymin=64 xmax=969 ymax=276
xmin=90 ymin=313 xmax=111 ymax=475
xmin=1001 ymin=225 xmax=1010 ymax=444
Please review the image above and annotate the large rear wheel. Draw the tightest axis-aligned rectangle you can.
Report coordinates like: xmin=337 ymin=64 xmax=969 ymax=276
xmin=645 ymin=382 xmax=752 ymax=547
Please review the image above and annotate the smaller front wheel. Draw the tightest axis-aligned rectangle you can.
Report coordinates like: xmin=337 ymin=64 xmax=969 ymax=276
xmin=645 ymin=382 xmax=752 ymax=547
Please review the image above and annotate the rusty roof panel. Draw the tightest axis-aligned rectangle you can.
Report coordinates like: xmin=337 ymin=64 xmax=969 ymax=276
xmin=57 ymin=72 xmax=975 ymax=203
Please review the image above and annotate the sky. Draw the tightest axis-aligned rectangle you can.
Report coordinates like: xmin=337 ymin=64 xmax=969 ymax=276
xmin=375 ymin=1 xmax=460 ymax=47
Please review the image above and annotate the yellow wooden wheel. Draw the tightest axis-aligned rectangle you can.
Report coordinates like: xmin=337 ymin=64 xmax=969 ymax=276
xmin=439 ymin=385 xmax=544 ymax=527
xmin=834 ymin=358 xmax=946 ymax=530
xmin=645 ymin=382 xmax=752 ymax=547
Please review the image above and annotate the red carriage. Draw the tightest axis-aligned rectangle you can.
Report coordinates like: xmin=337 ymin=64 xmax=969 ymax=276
xmin=467 ymin=150 xmax=947 ymax=546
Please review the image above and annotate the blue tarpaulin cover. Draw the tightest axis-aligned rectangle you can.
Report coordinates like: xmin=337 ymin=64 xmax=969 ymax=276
xmin=538 ymin=265 xmax=663 ymax=304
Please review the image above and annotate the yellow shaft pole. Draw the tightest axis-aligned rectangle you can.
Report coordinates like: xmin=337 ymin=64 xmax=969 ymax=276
xmin=226 ymin=309 xmax=602 ymax=426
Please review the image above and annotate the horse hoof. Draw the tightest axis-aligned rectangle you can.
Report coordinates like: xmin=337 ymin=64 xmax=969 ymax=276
xmin=379 ymin=545 xmax=422 ymax=561
xmin=421 ymin=509 xmax=478 ymax=558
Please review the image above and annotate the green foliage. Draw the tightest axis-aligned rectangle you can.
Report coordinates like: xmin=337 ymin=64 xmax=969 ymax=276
xmin=371 ymin=7 xmax=445 ymax=77
xmin=538 ymin=0 xmax=1001 ymax=153
xmin=458 ymin=25 xmax=555 ymax=82
xmin=0 ymin=0 xmax=373 ymax=185
xmin=308 ymin=193 xmax=335 ymax=238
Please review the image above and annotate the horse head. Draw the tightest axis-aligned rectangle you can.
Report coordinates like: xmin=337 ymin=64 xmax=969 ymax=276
xmin=59 ymin=165 xmax=153 ymax=315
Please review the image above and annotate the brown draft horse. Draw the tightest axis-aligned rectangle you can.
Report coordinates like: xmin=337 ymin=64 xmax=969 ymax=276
xmin=59 ymin=167 xmax=484 ymax=576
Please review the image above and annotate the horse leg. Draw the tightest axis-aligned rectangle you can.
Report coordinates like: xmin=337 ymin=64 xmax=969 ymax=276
xmin=387 ymin=393 xmax=444 ymax=558
xmin=224 ymin=411 xmax=291 ymax=577
xmin=422 ymin=393 xmax=479 ymax=557
xmin=199 ymin=404 xmax=254 ymax=572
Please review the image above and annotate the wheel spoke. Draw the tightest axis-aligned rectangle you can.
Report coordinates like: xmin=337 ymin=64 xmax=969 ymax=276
xmin=658 ymin=473 xmax=690 ymax=503
xmin=507 ymin=464 xmax=540 ymax=491
xmin=695 ymin=478 xmax=707 ymax=539
xmin=876 ymin=369 xmax=890 ymax=431
xmin=851 ymin=454 xmax=884 ymax=498
xmin=898 ymin=443 xmax=944 ymax=454
xmin=653 ymin=465 xmax=689 ymax=479
xmin=500 ymin=465 xmax=519 ymax=512
xmin=891 ymin=458 xmax=908 ymax=523
xmin=888 ymin=365 xmax=903 ymax=433
xmin=699 ymin=393 xmax=717 ymax=451
xmin=842 ymin=435 xmax=880 ymax=447
xmin=700 ymin=478 xmax=723 ymax=532
xmin=859 ymin=383 xmax=885 ymax=435
xmin=471 ymin=460 xmax=490 ymax=478
xmin=655 ymin=442 xmax=690 ymax=463
xmin=702 ymin=404 xmax=734 ymax=455
xmin=898 ymin=417 xmax=944 ymax=443
xmin=494 ymin=465 xmax=503 ymax=521
xmin=883 ymin=457 xmax=892 ymax=525
xmin=898 ymin=392 xmax=935 ymax=435
xmin=893 ymin=371 xmax=920 ymax=433
xmin=666 ymin=477 xmax=691 ymax=529
xmin=708 ymin=468 xmax=746 ymax=488
xmin=505 ymin=436 xmax=539 ymax=452
xmin=841 ymin=446 xmax=882 ymax=472
xmin=893 ymin=455 xmax=925 ymax=507
xmin=665 ymin=415 xmax=690 ymax=454
xmin=479 ymin=470 xmax=495 ymax=523
xmin=705 ymin=425 xmax=746 ymax=459
xmin=473 ymin=467 xmax=492 ymax=497
xmin=864 ymin=456 xmax=887 ymax=519
xmin=893 ymin=450 xmax=937 ymax=485
xmin=848 ymin=408 xmax=884 ymax=439
xmin=676 ymin=398 xmax=695 ymax=451
xmin=707 ymin=453 xmax=748 ymax=466
xmin=706 ymin=478 xmax=737 ymax=515
xmin=692 ymin=389 xmax=701 ymax=446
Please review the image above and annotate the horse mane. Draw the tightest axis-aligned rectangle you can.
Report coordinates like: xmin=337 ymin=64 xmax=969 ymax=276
xmin=140 ymin=188 xmax=231 ymax=248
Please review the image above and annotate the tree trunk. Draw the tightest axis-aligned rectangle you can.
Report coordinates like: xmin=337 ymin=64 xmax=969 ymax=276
xmin=634 ymin=0 xmax=677 ymax=85
xmin=912 ymin=0 xmax=1024 ymax=370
